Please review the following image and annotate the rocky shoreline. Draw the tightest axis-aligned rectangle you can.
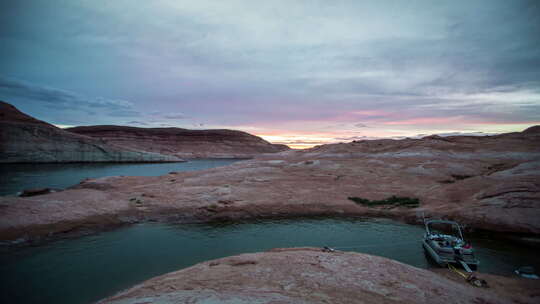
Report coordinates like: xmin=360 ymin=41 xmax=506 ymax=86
xmin=97 ymin=247 xmax=540 ymax=304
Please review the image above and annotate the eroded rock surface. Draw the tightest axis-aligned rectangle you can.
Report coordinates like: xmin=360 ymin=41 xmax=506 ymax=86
xmin=99 ymin=248 xmax=536 ymax=304
xmin=0 ymin=101 xmax=182 ymax=163
xmin=0 ymin=125 xmax=539 ymax=241
xmin=66 ymin=125 xmax=289 ymax=158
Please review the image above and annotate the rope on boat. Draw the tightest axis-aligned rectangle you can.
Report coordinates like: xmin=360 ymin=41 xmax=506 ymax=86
xmin=448 ymin=263 xmax=489 ymax=288
xmin=448 ymin=264 xmax=467 ymax=278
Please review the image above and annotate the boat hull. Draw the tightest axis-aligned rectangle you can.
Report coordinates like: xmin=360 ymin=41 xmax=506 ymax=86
xmin=422 ymin=240 xmax=479 ymax=268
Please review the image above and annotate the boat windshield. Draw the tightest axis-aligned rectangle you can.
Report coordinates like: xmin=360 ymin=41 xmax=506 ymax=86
xmin=428 ymin=222 xmax=462 ymax=239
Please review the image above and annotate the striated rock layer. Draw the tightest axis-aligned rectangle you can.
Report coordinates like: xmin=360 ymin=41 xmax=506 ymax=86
xmin=0 ymin=125 xmax=539 ymax=241
xmin=66 ymin=125 xmax=289 ymax=159
xmin=0 ymin=101 xmax=182 ymax=163
xmin=98 ymin=248 xmax=538 ymax=304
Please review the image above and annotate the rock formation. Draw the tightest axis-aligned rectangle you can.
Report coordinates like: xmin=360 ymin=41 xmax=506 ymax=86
xmin=98 ymin=248 xmax=538 ymax=304
xmin=0 ymin=125 xmax=538 ymax=241
xmin=66 ymin=125 xmax=289 ymax=159
xmin=0 ymin=101 xmax=182 ymax=163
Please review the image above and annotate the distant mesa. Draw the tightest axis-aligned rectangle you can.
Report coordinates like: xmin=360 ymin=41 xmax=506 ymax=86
xmin=0 ymin=101 xmax=287 ymax=163
xmin=66 ymin=125 xmax=290 ymax=159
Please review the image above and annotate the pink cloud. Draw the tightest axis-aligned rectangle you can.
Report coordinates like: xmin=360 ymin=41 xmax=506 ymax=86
xmin=383 ymin=117 xmax=463 ymax=125
xmin=351 ymin=110 xmax=390 ymax=117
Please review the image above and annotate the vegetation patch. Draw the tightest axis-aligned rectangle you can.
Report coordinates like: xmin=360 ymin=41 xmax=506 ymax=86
xmin=438 ymin=179 xmax=455 ymax=184
xmin=205 ymin=204 xmax=219 ymax=213
xmin=451 ymin=174 xmax=473 ymax=180
xmin=347 ymin=195 xmax=420 ymax=208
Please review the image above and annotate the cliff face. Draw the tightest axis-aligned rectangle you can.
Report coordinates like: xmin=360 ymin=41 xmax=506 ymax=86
xmin=0 ymin=102 xmax=182 ymax=163
xmin=66 ymin=125 xmax=290 ymax=158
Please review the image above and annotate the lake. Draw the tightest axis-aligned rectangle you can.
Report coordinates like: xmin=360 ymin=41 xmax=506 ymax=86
xmin=0 ymin=159 xmax=244 ymax=196
xmin=1 ymin=218 xmax=538 ymax=304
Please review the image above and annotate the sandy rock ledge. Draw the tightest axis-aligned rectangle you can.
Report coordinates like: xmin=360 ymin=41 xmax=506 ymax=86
xmin=98 ymin=248 xmax=539 ymax=304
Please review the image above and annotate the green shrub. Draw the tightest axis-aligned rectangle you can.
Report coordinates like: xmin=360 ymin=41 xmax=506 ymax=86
xmin=347 ymin=195 xmax=419 ymax=208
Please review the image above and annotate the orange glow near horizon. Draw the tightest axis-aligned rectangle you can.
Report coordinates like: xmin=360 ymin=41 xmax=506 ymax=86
xmin=252 ymin=121 xmax=540 ymax=149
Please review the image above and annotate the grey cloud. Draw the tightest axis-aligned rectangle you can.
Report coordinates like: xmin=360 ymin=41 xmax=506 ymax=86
xmin=0 ymin=76 xmax=133 ymax=111
xmin=109 ymin=110 xmax=140 ymax=117
xmin=163 ymin=113 xmax=190 ymax=119
xmin=1 ymin=1 xmax=539 ymax=133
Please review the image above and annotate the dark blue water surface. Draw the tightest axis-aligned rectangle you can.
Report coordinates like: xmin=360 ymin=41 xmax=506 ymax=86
xmin=1 ymin=218 xmax=539 ymax=304
xmin=0 ymin=159 xmax=243 ymax=196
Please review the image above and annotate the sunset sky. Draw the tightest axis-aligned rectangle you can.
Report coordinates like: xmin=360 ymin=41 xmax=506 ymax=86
xmin=1 ymin=0 xmax=539 ymax=148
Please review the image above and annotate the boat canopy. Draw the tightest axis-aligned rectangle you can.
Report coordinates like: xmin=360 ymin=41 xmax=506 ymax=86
xmin=425 ymin=220 xmax=464 ymax=240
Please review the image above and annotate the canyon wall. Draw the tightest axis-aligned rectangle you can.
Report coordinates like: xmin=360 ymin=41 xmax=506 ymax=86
xmin=0 ymin=101 xmax=182 ymax=163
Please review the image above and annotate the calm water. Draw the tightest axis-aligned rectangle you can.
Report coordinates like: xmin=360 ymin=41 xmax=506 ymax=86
xmin=1 ymin=218 xmax=538 ymax=304
xmin=0 ymin=159 xmax=243 ymax=196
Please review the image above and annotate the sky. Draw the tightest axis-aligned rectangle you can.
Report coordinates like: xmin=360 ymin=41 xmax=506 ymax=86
xmin=1 ymin=0 xmax=539 ymax=148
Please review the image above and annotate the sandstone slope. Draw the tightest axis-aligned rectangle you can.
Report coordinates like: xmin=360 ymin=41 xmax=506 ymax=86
xmin=99 ymin=248 xmax=538 ymax=304
xmin=66 ymin=125 xmax=289 ymax=159
xmin=0 ymin=101 xmax=182 ymax=163
xmin=0 ymin=126 xmax=539 ymax=241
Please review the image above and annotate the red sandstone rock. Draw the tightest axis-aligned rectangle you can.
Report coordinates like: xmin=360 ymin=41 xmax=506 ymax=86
xmin=98 ymin=248 xmax=533 ymax=304
xmin=0 ymin=101 xmax=182 ymax=163
xmin=66 ymin=125 xmax=289 ymax=158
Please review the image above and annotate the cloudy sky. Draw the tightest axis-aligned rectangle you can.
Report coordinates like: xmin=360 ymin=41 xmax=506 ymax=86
xmin=1 ymin=0 xmax=539 ymax=148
